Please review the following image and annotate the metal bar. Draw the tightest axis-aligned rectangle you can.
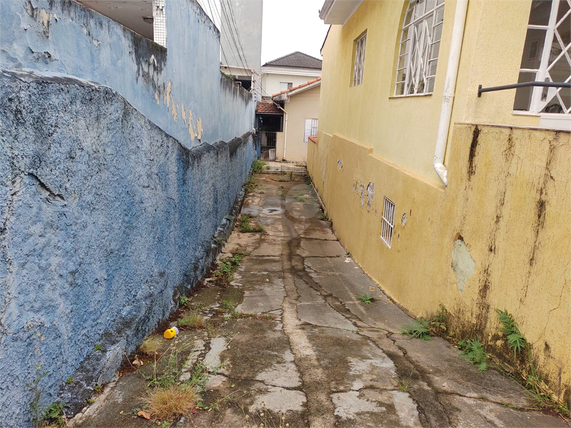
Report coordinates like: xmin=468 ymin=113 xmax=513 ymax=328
xmin=478 ymin=81 xmax=571 ymax=97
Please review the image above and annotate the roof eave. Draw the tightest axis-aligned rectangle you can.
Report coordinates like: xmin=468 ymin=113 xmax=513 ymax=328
xmin=319 ymin=0 xmax=363 ymax=25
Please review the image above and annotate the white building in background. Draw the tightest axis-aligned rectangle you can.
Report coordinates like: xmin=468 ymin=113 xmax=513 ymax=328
xmin=198 ymin=0 xmax=263 ymax=101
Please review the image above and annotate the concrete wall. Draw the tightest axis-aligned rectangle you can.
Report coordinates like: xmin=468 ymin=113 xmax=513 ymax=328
xmin=0 ymin=0 xmax=254 ymax=148
xmin=0 ymin=70 xmax=254 ymax=427
xmin=310 ymin=0 xmax=570 ymax=404
xmin=0 ymin=0 xmax=256 ymax=425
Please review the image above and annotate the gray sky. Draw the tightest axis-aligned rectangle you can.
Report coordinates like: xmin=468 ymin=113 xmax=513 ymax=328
xmin=261 ymin=0 xmax=330 ymax=64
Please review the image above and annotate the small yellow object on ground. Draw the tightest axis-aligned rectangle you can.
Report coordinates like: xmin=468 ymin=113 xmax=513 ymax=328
xmin=163 ymin=327 xmax=179 ymax=339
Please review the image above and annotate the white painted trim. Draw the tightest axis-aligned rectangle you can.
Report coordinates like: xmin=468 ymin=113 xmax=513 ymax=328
xmin=261 ymin=66 xmax=322 ymax=77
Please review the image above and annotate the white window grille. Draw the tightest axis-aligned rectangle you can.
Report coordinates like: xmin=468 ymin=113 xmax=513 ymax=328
xmin=280 ymin=82 xmax=293 ymax=91
xmin=381 ymin=197 xmax=395 ymax=248
xmin=304 ymin=118 xmax=318 ymax=143
xmin=514 ymin=0 xmax=571 ymax=115
xmin=353 ymin=32 xmax=367 ymax=86
xmin=395 ymin=0 xmax=445 ymax=96
xmin=153 ymin=0 xmax=167 ymax=47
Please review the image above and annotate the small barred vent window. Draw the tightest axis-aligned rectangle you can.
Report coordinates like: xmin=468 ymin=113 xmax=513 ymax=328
xmin=381 ymin=197 xmax=395 ymax=248
xmin=353 ymin=32 xmax=367 ymax=86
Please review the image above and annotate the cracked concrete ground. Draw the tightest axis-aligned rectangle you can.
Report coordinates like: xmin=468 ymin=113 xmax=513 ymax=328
xmin=72 ymin=174 xmax=569 ymax=428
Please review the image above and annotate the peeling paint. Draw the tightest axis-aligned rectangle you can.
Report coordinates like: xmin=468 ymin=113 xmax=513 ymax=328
xmin=165 ymin=81 xmax=172 ymax=108
xmin=92 ymin=39 xmax=100 ymax=47
xmin=360 ymin=184 xmax=365 ymax=208
xmin=197 ymin=118 xmax=203 ymax=140
xmin=337 ymin=159 xmax=343 ymax=170
xmin=181 ymin=104 xmax=186 ymax=123
xmin=451 ymin=238 xmax=476 ymax=294
xmin=367 ymin=182 xmax=374 ymax=210
xmin=189 ymin=110 xmax=196 ymax=140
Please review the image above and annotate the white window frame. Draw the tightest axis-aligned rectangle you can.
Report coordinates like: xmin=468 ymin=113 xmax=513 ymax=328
xmin=353 ymin=32 xmax=367 ymax=86
xmin=304 ymin=118 xmax=318 ymax=143
xmin=394 ymin=0 xmax=445 ymax=96
xmin=381 ymin=197 xmax=395 ymax=249
xmin=515 ymin=0 xmax=571 ymax=116
xmin=280 ymin=82 xmax=293 ymax=91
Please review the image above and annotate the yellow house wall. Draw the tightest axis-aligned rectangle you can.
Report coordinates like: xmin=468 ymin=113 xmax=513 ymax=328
xmin=310 ymin=125 xmax=570 ymax=403
xmin=319 ymin=0 xmax=541 ymax=184
xmin=311 ymin=0 xmax=570 ymax=403
xmin=283 ymin=85 xmax=320 ymax=162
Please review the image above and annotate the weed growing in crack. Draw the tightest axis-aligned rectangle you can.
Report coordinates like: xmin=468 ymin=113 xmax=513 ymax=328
xmin=458 ymin=338 xmax=488 ymax=371
xmin=318 ymin=211 xmax=329 ymax=221
xmin=179 ymin=295 xmax=190 ymax=307
xmin=39 ymin=402 xmax=67 ymax=427
xmin=252 ymin=160 xmax=266 ymax=174
xmin=495 ymin=309 xmax=527 ymax=360
xmin=357 ymin=293 xmax=374 ymax=304
xmin=244 ymin=176 xmax=257 ymax=194
xmin=239 ymin=215 xmax=264 ymax=233
xmin=402 ymin=320 xmax=432 ymax=340
xmin=177 ymin=310 xmax=205 ymax=329
xmin=146 ymin=384 xmax=197 ymax=422
xmin=214 ymin=254 xmax=244 ymax=283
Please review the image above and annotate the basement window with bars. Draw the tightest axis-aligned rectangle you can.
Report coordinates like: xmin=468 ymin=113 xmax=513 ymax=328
xmin=353 ymin=32 xmax=367 ymax=86
xmin=513 ymin=0 xmax=571 ymax=115
xmin=381 ymin=197 xmax=395 ymax=248
xmin=395 ymin=0 xmax=445 ymax=96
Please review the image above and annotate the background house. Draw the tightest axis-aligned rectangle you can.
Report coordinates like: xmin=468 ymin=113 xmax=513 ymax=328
xmin=310 ymin=0 xmax=570 ymax=405
xmin=256 ymin=52 xmax=322 ymax=161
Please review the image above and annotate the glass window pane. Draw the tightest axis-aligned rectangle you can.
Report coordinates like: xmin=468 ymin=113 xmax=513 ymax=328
xmin=396 ymin=82 xmax=405 ymax=95
xmin=529 ymin=0 xmax=553 ymax=25
xmin=430 ymin=41 xmax=440 ymax=59
xmin=520 ymin=29 xmax=546 ymax=69
xmin=427 ymin=76 xmax=435 ymax=93
xmin=397 ymin=69 xmax=407 ymax=82
xmin=541 ymin=95 xmax=565 ymax=112
xmin=426 ymin=0 xmax=436 ymax=12
xmin=556 ymin=13 xmax=570 ymax=45
xmin=428 ymin=59 xmax=438 ymax=76
xmin=433 ymin=23 xmax=443 ymax=42
xmin=548 ymin=51 xmax=571 ymax=82
xmin=557 ymin=0 xmax=570 ymax=22
xmin=398 ymin=54 xmax=408 ymax=69
xmin=513 ymin=72 xmax=537 ymax=110
xmin=435 ymin=5 xmax=445 ymax=23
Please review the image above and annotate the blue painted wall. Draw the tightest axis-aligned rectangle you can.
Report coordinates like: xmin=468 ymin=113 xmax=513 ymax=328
xmin=0 ymin=0 xmax=256 ymax=425
xmin=0 ymin=0 xmax=254 ymax=147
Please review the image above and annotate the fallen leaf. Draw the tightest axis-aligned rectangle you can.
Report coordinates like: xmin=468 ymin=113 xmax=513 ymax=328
xmin=138 ymin=410 xmax=152 ymax=420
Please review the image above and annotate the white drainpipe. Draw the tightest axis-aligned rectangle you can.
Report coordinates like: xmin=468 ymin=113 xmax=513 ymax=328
xmin=282 ymin=111 xmax=288 ymax=160
xmin=433 ymin=0 xmax=469 ymax=186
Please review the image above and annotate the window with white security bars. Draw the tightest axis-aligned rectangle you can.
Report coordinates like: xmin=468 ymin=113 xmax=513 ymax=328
xmin=381 ymin=197 xmax=395 ymax=248
xmin=353 ymin=32 xmax=367 ymax=86
xmin=514 ymin=0 xmax=571 ymax=115
xmin=395 ymin=0 xmax=445 ymax=96
xmin=304 ymin=119 xmax=318 ymax=143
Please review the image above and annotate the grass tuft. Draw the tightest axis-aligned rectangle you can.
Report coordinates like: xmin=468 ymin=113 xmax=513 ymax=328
xmin=146 ymin=384 xmax=197 ymax=421
xmin=177 ymin=310 xmax=205 ymax=329
xmin=139 ymin=335 xmax=163 ymax=355
xmin=357 ymin=293 xmax=374 ymax=304
xmin=402 ymin=319 xmax=431 ymax=340
xmin=496 ymin=309 xmax=527 ymax=360
xmin=239 ymin=215 xmax=264 ymax=233
xmin=458 ymin=338 xmax=488 ymax=371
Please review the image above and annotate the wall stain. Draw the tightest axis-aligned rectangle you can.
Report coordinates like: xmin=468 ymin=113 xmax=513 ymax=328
xmin=467 ymin=125 xmax=480 ymax=178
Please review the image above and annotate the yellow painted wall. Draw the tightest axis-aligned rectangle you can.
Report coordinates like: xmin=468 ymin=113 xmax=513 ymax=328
xmin=311 ymin=0 xmax=570 ymax=403
xmin=283 ymin=85 xmax=320 ymax=162
xmin=319 ymin=0 xmax=540 ymax=184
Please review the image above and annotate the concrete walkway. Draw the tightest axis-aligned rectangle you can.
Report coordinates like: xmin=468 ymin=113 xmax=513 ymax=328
xmin=72 ymin=173 xmax=569 ymax=428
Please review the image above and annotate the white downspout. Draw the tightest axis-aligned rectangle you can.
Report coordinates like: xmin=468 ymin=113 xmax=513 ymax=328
xmin=433 ymin=0 xmax=469 ymax=186
xmin=282 ymin=111 xmax=288 ymax=160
